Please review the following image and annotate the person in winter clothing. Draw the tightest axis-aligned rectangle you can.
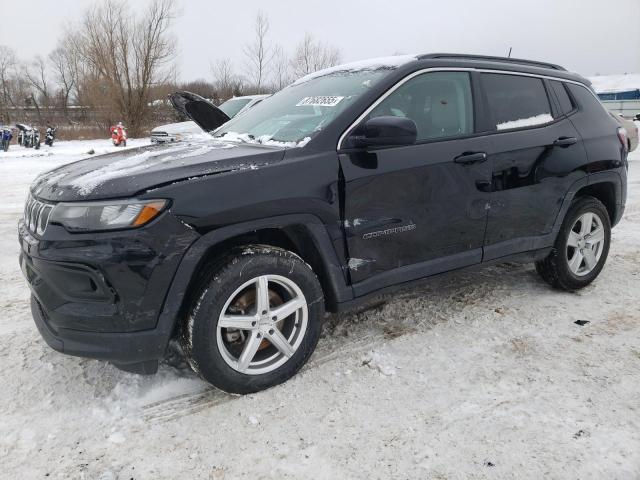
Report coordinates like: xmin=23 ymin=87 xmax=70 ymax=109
xmin=1 ymin=128 xmax=12 ymax=152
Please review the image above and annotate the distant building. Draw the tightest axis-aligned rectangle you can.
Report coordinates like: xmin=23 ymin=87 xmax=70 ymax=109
xmin=589 ymin=74 xmax=640 ymax=118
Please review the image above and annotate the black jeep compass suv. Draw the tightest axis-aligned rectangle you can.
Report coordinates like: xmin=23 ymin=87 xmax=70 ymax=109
xmin=19 ymin=54 xmax=628 ymax=394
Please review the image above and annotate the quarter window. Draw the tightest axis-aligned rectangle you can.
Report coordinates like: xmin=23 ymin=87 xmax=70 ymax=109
xmin=367 ymin=72 xmax=474 ymax=141
xmin=482 ymin=73 xmax=553 ymax=130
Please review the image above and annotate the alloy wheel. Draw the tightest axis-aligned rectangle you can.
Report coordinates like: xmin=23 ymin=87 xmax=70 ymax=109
xmin=566 ymin=211 xmax=606 ymax=276
xmin=216 ymin=275 xmax=308 ymax=375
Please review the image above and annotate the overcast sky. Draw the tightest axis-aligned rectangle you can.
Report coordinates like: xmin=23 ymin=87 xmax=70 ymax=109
xmin=1 ymin=0 xmax=639 ymax=81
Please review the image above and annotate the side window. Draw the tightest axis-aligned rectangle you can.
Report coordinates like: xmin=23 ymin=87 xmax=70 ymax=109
xmin=367 ymin=72 xmax=474 ymax=141
xmin=482 ymin=73 xmax=553 ymax=131
xmin=550 ymin=80 xmax=574 ymax=116
xmin=566 ymin=83 xmax=610 ymax=116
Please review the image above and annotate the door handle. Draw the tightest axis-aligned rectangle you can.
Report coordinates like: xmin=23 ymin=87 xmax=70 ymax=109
xmin=454 ymin=152 xmax=488 ymax=165
xmin=552 ymin=136 xmax=578 ymax=148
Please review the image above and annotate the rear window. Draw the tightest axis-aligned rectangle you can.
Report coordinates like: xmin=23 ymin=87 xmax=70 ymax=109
xmin=482 ymin=73 xmax=553 ymax=130
xmin=550 ymin=80 xmax=574 ymax=116
xmin=218 ymin=98 xmax=252 ymax=118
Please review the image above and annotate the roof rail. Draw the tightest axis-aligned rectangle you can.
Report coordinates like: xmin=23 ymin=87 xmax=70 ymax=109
xmin=418 ymin=53 xmax=567 ymax=71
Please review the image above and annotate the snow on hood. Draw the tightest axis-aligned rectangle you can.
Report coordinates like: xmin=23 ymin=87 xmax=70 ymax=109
xmin=31 ymin=138 xmax=286 ymax=202
xmin=67 ymin=141 xmax=236 ymax=196
xmin=292 ymin=54 xmax=417 ymax=86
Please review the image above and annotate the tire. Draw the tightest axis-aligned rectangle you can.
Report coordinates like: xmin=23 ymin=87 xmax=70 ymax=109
xmin=181 ymin=245 xmax=324 ymax=394
xmin=535 ymin=196 xmax=611 ymax=291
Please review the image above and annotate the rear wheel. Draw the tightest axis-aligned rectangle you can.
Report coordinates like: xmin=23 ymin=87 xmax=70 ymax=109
xmin=535 ymin=196 xmax=611 ymax=290
xmin=181 ymin=246 xmax=324 ymax=394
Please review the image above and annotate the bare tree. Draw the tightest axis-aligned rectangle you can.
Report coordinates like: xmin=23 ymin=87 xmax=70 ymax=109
xmin=75 ymin=0 xmax=177 ymax=135
xmin=49 ymin=42 xmax=77 ymax=122
xmin=0 ymin=45 xmax=18 ymax=123
xmin=211 ymin=58 xmax=238 ymax=100
xmin=243 ymin=11 xmax=273 ymax=92
xmin=23 ymin=56 xmax=52 ymax=124
xmin=270 ymin=45 xmax=291 ymax=91
xmin=290 ymin=33 xmax=341 ymax=79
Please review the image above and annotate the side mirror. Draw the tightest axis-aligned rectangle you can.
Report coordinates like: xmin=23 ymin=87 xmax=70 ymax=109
xmin=635 ymin=114 xmax=640 ymax=121
xmin=354 ymin=116 xmax=417 ymax=148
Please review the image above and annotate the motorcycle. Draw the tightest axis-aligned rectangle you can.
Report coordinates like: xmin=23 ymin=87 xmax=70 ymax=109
xmin=110 ymin=123 xmax=127 ymax=147
xmin=15 ymin=124 xmax=39 ymax=148
xmin=23 ymin=130 xmax=32 ymax=148
xmin=45 ymin=126 xmax=57 ymax=147
xmin=16 ymin=124 xmax=29 ymax=147
xmin=32 ymin=128 xmax=40 ymax=149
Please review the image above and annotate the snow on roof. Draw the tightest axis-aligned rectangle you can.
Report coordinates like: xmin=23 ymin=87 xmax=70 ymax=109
xmin=293 ymin=54 xmax=417 ymax=85
xmin=588 ymin=74 xmax=640 ymax=94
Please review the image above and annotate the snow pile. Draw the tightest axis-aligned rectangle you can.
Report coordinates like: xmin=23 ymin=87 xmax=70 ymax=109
xmin=361 ymin=349 xmax=397 ymax=376
xmin=497 ymin=113 xmax=553 ymax=130
xmin=589 ymin=74 xmax=640 ymax=94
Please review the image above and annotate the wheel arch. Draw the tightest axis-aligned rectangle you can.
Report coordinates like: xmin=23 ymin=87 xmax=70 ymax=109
xmin=155 ymin=214 xmax=353 ymax=345
xmin=573 ymin=181 xmax=617 ymax=224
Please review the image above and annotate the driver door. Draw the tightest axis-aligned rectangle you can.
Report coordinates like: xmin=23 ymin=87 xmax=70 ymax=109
xmin=339 ymin=71 xmax=492 ymax=295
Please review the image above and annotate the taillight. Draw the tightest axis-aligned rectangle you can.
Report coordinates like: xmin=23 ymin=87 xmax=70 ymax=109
xmin=617 ymin=127 xmax=628 ymax=150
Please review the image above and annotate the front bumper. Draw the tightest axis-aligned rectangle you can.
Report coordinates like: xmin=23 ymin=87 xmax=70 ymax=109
xmin=18 ymin=211 xmax=199 ymax=368
xmin=30 ymin=295 xmax=167 ymax=372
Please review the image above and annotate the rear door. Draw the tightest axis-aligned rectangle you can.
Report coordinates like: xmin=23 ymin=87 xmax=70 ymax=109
xmin=339 ymin=71 xmax=492 ymax=294
xmin=479 ymin=73 xmax=587 ymax=261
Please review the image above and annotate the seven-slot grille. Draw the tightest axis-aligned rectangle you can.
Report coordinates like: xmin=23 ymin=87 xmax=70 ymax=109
xmin=24 ymin=194 xmax=53 ymax=235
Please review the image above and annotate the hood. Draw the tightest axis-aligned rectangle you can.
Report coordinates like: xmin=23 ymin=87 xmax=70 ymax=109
xmin=31 ymin=139 xmax=286 ymax=202
xmin=169 ymin=91 xmax=230 ymax=132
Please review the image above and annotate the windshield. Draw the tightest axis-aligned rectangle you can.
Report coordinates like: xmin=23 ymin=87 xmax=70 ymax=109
xmin=213 ymin=70 xmax=390 ymax=146
xmin=218 ymin=98 xmax=253 ymax=118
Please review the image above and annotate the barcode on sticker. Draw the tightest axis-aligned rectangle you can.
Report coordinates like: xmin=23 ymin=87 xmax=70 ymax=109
xmin=296 ymin=96 xmax=344 ymax=107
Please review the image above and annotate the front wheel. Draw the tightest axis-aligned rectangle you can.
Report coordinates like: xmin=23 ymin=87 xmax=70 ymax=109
xmin=536 ymin=196 xmax=611 ymax=291
xmin=181 ymin=246 xmax=324 ymax=394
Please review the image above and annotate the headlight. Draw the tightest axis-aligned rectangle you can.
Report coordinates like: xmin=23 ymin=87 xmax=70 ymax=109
xmin=49 ymin=199 xmax=168 ymax=232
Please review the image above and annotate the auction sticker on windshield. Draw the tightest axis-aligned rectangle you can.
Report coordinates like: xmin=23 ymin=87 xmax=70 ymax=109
xmin=296 ymin=96 xmax=345 ymax=107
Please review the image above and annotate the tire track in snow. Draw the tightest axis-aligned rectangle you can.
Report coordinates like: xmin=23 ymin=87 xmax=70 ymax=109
xmin=140 ymin=269 xmax=507 ymax=424
xmin=141 ymin=331 xmax=398 ymax=424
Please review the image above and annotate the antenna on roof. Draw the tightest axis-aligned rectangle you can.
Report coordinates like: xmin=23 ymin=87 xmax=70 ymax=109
xmin=507 ymin=47 xmax=512 ymax=58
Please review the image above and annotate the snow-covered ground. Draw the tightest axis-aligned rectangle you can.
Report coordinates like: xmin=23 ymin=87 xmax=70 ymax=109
xmin=0 ymin=140 xmax=639 ymax=479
